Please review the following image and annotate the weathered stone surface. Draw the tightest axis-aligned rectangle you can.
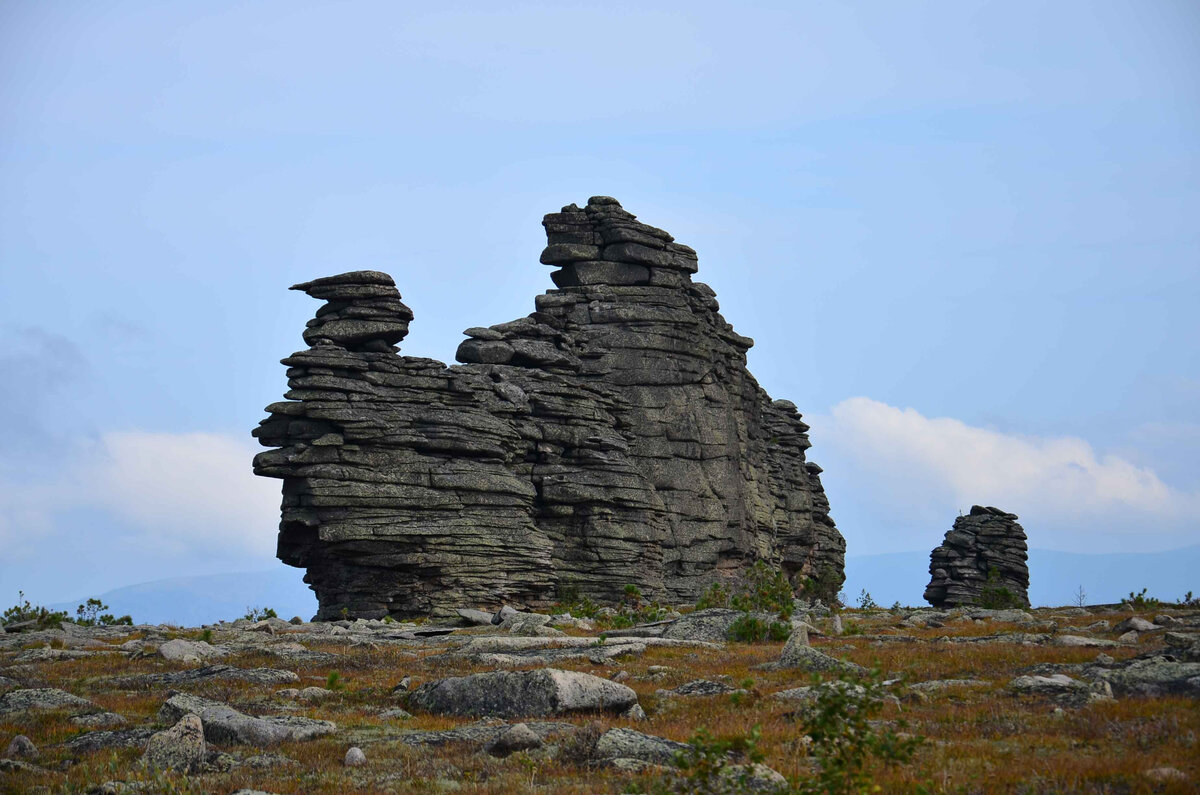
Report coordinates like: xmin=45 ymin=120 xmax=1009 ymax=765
xmin=0 ymin=688 xmax=99 ymax=715
xmin=593 ymin=727 xmax=689 ymax=766
xmin=3 ymin=734 xmax=37 ymax=759
xmin=158 ymin=638 xmax=228 ymax=663
xmin=924 ymin=506 xmax=1030 ymax=608
xmin=158 ymin=692 xmax=337 ymax=745
xmin=407 ymin=668 xmax=638 ymax=718
xmin=142 ymin=714 xmax=206 ymax=773
xmin=255 ymin=197 xmax=844 ymax=618
xmin=484 ymin=722 xmax=543 ymax=757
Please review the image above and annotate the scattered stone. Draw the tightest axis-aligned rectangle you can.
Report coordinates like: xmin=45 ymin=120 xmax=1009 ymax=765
xmin=344 ymin=746 xmax=366 ymax=767
xmin=1052 ymin=635 xmax=1118 ymax=648
xmin=254 ymin=197 xmax=845 ymax=619
xmin=1092 ymin=657 xmax=1200 ymax=697
xmin=1143 ymin=766 xmax=1188 ymax=783
xmin=718 ymin=762 xmax=789 ymax=791
xmin=594 ymin=727 xmax=690 ymax=766
xmin=142 ymin=714 xmax=207 ymax=773
xmin=408 ymin=668 xmax=638 ymax=718
xmin=1008 ymin=674 xmax=1111 ymax=706
xmin=1117 ymin=631 xmax=1139 ymax=644
xmin=1113 ymin=617 xmax=1161 ymax=634
xmin=157 ymin=638 xmax=227 ymax=663
xmin=71 ymin=712 xmax=127 ymax=729
xmin=908 ymin=679 xmax=991 ymax=693
xmin=924 ymin=506 xmax=1029 ymax=608
xmin=57 ymin=728 xmax=157 ymax=753
xmin=665 ymin=679 xmax=737 ymax=697
xmin=761 ymin=642 xmax=865 ymax=675
xmin=110 ymin=664 xmax=299 ymax=688
xmin=0 ymin=687 xmax=99 ymax=715
xmin=159 ymin=691 xmax=338 ymax=745
xmin=456 ymin=608 xmax=495 ymax=626
xmin=621 ymin=704 xmax=647 ymax=721
xmin=3 ymin=734 xmax=37 ymax=759
xmin=662 ymin=609 xmax=774 ymax=643
xmin=485 ymin=723 xmax=543 ymax=757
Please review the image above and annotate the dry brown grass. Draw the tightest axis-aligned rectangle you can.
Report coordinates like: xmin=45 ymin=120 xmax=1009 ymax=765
xmin=1 ymin=610 xmax=1196 ymax=794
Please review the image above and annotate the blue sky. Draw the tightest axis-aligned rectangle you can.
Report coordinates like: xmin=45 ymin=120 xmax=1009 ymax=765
xmin=2 ymin=1 xmax=1197 ymax=605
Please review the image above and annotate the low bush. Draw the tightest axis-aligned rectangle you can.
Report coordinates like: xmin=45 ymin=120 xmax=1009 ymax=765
xmin=3 ymin=591 xmax=68 ymax=630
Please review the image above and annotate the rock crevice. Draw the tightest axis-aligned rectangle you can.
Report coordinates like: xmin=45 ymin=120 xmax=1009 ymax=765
xmin=254 ymin=197 xmax=844 ymax=618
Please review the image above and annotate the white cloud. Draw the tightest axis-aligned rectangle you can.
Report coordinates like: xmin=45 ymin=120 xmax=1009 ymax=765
xmin=0 ymin=431 xmax=279 ymax=559
xmin=89 ymin=432 xmax=280 ymax=557
xmin=815 ymin=397 xmax=1200 ymax=553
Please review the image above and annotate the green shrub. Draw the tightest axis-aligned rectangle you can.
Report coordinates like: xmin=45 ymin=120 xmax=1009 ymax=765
xmin=697 ymin=561 xmax=795 ymax=618
xmin=325 ymin=670 xmax=344 ymax=691
xmin=75 ymin=597 xmax=133 ymax=627
xmin=792 ymin=670 xmax=923 ymax=794
xmin=3 ymin=591 xmax=68 ymax=630
xmin=856 ymin=590 xmax=877 ymax=610
xmin=1125 ymin=588 xmax=1161 ymax=610
xmin=728 ymin=614 xmax=792 ymax=643
xmin=243 ymin=606 xmax=278 ymax=621
xmin=979 ymin=567 xmax=1021 ymax=610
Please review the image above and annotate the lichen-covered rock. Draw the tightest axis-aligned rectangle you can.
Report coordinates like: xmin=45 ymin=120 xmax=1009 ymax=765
xmin=254 ymin=197 xmax=844 ymax=618
xmin=142 ymin=714 xmax=206 ymax=773
xmin=924 ymin=506 xmax=1030 ymax=608
xmin=158 ymin=692 xmax=337 ymax=745
xmin=407 ymin=668 xmax=638 ymax=718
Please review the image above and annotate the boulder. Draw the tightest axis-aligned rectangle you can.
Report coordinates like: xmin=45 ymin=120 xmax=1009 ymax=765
xmin=408 ymin=668 xmax=638 ymax=718
xmin=485 ymin=723 xmax=543 ymax=757
xmin=594 ymin=727 xmax=689 ymax=766
xmin=142 ymin=714 xmax=207 ymax=773
xmin=158 ymin=692 xmax=337 ymax=745
xmin=0 ymin=688 xmax=99 ymax=715
xmin=157 ymin=638 xmax=227 ymax=663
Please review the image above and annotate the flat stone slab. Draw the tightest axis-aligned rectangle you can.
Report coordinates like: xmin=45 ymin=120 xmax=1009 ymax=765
xmin=0 ymin=688 xmax=100 ymax=715
xmin=111 ymin=664 xmax=300 ymax=688
xmin=408 ymin=668 xmax=638 ymax=718
xmin=159 ymin=692 xmax=337 ymax=745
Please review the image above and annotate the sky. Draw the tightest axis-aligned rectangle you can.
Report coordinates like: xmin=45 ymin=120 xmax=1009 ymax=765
xmin=1 ymin=1 xmax=1197 ymax=607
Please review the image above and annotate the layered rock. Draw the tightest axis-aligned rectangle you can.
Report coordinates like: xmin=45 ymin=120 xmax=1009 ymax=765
xmin=923 ymin=506 xmax=1030 ymax=608
xmin=254 ymin=197 xmax=844 ymax=619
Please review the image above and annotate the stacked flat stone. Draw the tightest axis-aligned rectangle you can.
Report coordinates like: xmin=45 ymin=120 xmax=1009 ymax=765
xmin=254 ymin=197 xmax=845 ymax=619
xmin=923 ymin=506 xmax=1030 ymax=608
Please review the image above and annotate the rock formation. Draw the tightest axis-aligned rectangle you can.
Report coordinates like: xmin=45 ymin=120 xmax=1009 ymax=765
xmin=923 ymin=506 xmax=1030 ymax=608
xmin=253 ymin=196 xmax=844 ymax=619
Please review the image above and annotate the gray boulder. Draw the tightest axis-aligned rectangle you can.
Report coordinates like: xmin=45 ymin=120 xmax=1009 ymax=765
xmin=594 ymin=727 xmax=689 ymax=766
xmin=157 ymin=638 xmax=227 ymax=663
xmin=485 ymin=723 xmax=543 ymax=757
xmin=142 ymin=714 xmax=207 ymax=772
xmin=0 ymin=688 xmax=99 ymax=715
xmin=1093 ymin=657 xmax=1200 ymax=697
xmin=3 ymin=734 xmax=37 ymax=759
xmin=408 ymin=668 xmax=638 ymax=718
xmin=158 ymin=692 xmax=337 ymax=745
xmin=1112 ymin=617 xmax=1161 ymax=634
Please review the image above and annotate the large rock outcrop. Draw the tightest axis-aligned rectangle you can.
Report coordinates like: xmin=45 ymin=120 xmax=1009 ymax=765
xmin=923 ymin=506 xmax=1030 ymax=608
xmin=253 ymin=197 xmax=844 ymax=619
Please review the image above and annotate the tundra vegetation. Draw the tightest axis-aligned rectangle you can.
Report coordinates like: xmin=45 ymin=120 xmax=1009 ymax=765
xmin=1 ymin=582 xmax=1197 ymax=794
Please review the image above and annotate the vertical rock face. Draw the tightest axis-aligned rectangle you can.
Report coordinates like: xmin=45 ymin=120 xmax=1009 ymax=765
xmin=253 ymin=197 xmax=844 ymax=619
xmin=923 ymin=506 xmax=1030 ymax=608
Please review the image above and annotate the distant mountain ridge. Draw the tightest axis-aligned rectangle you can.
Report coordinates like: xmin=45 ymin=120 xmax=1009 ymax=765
xmin=49 ymin=568 xmax=317 ymax=626
xmin=844 ymin=545 xmax=1200 ymax=608
xmin=46 ymin=545 xmax=1199 ymax=626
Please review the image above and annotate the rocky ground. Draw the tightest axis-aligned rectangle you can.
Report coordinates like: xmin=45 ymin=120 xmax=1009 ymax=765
xmin=1 ymin=601 xmax=1197 ymax=793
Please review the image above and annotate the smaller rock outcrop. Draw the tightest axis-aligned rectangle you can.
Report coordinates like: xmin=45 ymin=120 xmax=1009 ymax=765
xmin=924 ymin=506 xmax=1030 ymax=609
